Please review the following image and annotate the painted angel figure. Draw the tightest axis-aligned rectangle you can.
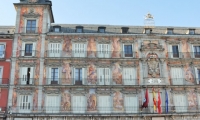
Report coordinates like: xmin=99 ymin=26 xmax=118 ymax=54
xmin=62 ymin=63 xmax=71 ymax=84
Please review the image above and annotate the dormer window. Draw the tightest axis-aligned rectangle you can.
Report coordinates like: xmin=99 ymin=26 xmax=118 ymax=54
xmin=121 ymin=27 xmax=129 ymax=34
xmin=167 ymin=28 xmax=173 ymax=35
xmin=98 ymin=27 xmax=106 ymax=33
xmin=145 ymin=28 xmax=152 ymax=34
xmin=76 ymin=26 xmax=83 ymax=33
xmin=53 ymin=26 xmax=61 ymax=32
xmin=189 ymin=29 xmax=195 ymax=35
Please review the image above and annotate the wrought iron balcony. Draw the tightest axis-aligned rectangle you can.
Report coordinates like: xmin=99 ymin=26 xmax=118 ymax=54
xmin=167 ymin=52 xmax=200 ymax=59
xmin=19 ymin=27 xmax=38 ymax=34
xmin=17 ymin=78 xmax=35 ymax=85
xmin=45 ymin=50 xmax=136 ymax=58
xmin=19 ymin=50 xmax=38 ymax=58
xmin=0 ymin=78 xmax=9 ymax=85
xmin=9 ymin=106 xmax=200 ymax=115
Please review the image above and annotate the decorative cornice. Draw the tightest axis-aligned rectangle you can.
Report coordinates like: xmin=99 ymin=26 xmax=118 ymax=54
xmin=96 ymin=38 xmax=111 ymax=44
xmin=166 ymin=40 xmax=180 ymax=44
xmin=19 ymin=61 xmax=37 ymax=67
xmin=71 ymin=63 xmax=87 ymax=68
xmin=72 ymin=38 xmax=88 ymax=43
xmin=43 ymin=88 xmax=61 ymax=94
xmin=188 ymin=40 xmax=200 ymax=44
xmin=28 ymin=0 xmax=39 ymax=3
xmin=21 ymin=37 xmax=39 ymax=42
xmin=48 ymin=38 xmax=63 ymax=43
xmin=16 ymin=87 xmax=34 ymax=95
xmin=70 ymin=89 xmax=87 ymax=95
xmin=120 ymin=39 xmax=135 ymax=43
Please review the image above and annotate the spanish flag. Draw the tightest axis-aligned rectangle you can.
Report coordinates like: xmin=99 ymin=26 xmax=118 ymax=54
xmin=152 ymin=88 xmax=157 ymax=111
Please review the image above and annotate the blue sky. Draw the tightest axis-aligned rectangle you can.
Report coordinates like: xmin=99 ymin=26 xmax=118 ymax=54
xmin=0 ymin=0 xmax=199 ymax=27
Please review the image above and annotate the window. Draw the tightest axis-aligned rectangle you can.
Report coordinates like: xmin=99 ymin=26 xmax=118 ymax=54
xmin=171 ymin=67 xmax=184 ymax=85
xmin=97 ymin=68 xmax=111 ymax=85
xmin=76 ymin=26 xmax=83 ymax=33
xmin=46 ymin=95 xmax=60 ymax=113
xmin=74 ymin=68 xmax=84 ymax=85
xmin=123 ymin=68 xmax=136 ymax=85
xmin=195 ymin=68 xmax=200 ymax=84
xmin=25 ymin=44 xmax=33 ymax=56
xmin=0 ymin=67 xmax=3 ymax=84
xmin=193 ymin=46 xmax=200 ymax=58
xmin=121 ymin=27 xmax=129 ymax=34
xmin=72 ymin=43 xmax=86 ymax=57
xmin=167 ymin=29 xmax=173 ymax=35
xmin=98 ymin=96 xmax=111 ymax=113
xmin=48 ymin=43 xmax=61 ymax=57
xmin=124 ymin=96 xmax=138 ymax=113
xmin=19 ymin=95 xmax=31 ymax=113
xmin=26 ymin=20 xmax=36 ymax=33
xmin=173 ymin=94 xmax=187 ymax=113
xmin=20 ymin=67 xmax=34 ymax=85
xmin=21 ymin=43 xmax=35 ymax=57
xmin=54 ymin=27 xmax=60 ymax=32
xmin=48 ymin=68 xmax=59 ymax=84
xmin=145 ymin=28 xmax=152 ymax=34
xmin=124 ymin=45 xmax=133 ymax=57
xmin=172 ymin=45 xmax=179 ymax=58
xmin=72 ymin=96 xmax=86 ymax=113
xmin=189 ymin=29 xmax=195 ymax=35
xmin=97 ymin=44 xmax=110 ymax=58
xmin=0 ymin=44 xmax=5 ymax=58
xmin=98 ymin=27 xmax=106 ymax=33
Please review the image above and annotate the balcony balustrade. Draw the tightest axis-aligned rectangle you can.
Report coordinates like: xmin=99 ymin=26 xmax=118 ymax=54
xmin=17 ymin=78 xmax=35 ymax=85
xmin=19 ymin=50 xmax=38 ymax=58
xmin=20 ymin=27 xmax=38 ymax=34
xmin=167 ymin=52 xmax=200 ymax=59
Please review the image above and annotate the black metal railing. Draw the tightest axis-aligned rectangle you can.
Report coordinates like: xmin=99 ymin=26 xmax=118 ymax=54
xmin=19 ymin=50 xmax=38 ymax=57
xmin=17 ymin=78 xmax=35 ymax=85
xmin=170 ymin=78 xmax=199 ymax=85
xmin=20 ymin=27 xmax=38 ymax=34
xmin=9 ymin=106 xmax=200 ymax=114
xmin=168 ymin=52 xmax=200 ymax=58
xmin=45 ymin=50 xmax=136 ymax=58
xmin=0 ymin=78 xmax=9 ymax=85
xmin=45 ymin=78 xmax=138 ymax=86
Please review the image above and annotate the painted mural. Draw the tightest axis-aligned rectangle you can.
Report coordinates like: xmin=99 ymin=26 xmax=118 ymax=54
xmin=16 ymin=37 xmax=22 ymax=57
xmin=33 ymin=89 xmax=38 ymax=111
xmin=187 ymin=89 xmax=197 ymax=110
xmin=12 ymin=88 xmax=17 ymax=110
xmin=184 ymin=63 xmax=195 ymax=84
xmin=62 ymin=37 xmax=72 ymax=57
xmin=62 ymin=62 xmax=71 ymax=84
xmin=113 ymin=91 xmax=124 ymax=111
xmin=87 ymin=37 xmax=96 ymax=57
xmin=87 ymin=89 xmax=97 ymax=111
xmin=87 ymin=63 xmax=97 ymax=84
xmin=182 ymin=39 xmax=191 ymax=58
xmin=112 ymin=38 xmax=121 ymax=58
xmin=61 ymin=89 xmax=71 ymax=111
xmin=112 ymin=63 xmax=122 ymax=84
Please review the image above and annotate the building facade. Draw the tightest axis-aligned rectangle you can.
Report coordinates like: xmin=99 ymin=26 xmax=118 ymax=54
xmin=0 ymin=26 xmax=14 ymax=120
xmin=6 ymin=0 xmax=200 ymax=120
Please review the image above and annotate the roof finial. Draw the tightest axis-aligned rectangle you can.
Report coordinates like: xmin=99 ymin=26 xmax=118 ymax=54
xmin=145 ymin=12 xmax=154 ymax=19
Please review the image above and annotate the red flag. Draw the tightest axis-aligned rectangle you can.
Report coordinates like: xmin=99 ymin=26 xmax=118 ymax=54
xmin=142 ymin=89 xmax=149 ymax=108
xmin=152 ymin=88 xmax=157 ymax=111
xmin=157 ymin=89 xmax=162 ymax=114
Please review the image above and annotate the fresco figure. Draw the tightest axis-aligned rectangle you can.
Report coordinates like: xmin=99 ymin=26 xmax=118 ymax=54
xmin=62 ymin=38 xmax=72 ymax=57
xmin=87 ymin=94 xmax=97 ymax=111
xmin=184 ymin=63 xmax=195 ymax=83
xmin=87 ymin=38 xmax=96 ymax=57
xmin=61 ymin=91 xmax=71 ymax=111
xmin=113 ymin=91 xmax=124 ymax=111
xmin=182 ymin=40 xmax=191 ymax=58
xmin=112 ymin=38 xmax=121 ymax=58
xmin=16 ymin=40 xmax=22 ymax=57
xmin=33 ymin=89 xmax=38 ymax=111
xmin=12 ymin=89 xmax=17 ymax=110
xmin=62 ymin=62 xmax=71 ymax=84
xmin=187 ymin=90 xmax=197 ymax=109
xmin=87 ymin=64 xmax=97 ymax=84
xmin=112 ymin=63 xmax=122 ymax=84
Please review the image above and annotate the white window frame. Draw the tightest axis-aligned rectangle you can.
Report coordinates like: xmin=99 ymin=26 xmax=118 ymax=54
xmin=124 ymin=95 xmax=138 ymax=113
xmin=18 ymin=94 xmax=32 ymax=113
xmin=24 ymin=18 xmax=38 ymax=33
xmin=170 ymin=67 xmax=184 ymax=85
xmin=191 ymin=45 xmax=200 ymax=58
xmin=97 ymin=95 xmax=111 ymax=113
xmin=173 ymin=94 xmax=187 ymax=113
xmin=73 ymin=67 xmax=85 ymax=85
xmin=168 ymin=44 xmax=181 ymax=58
xmin=97 ymin=43 xmax=111 ymax=58
xmin=72 ymin=43 xmax=87 ymax=57
xmin=122 ymin=44 xmax=134 ymax=58
xmin=0 ymin=43 xmax=6 ymax=58
xmin=195 ymin=67 xmax=200 ymax=84
xmin=45 ymin=95 xmax=60 ymax=113
xmin=48 ymin=43 xmax=62 ymax=57
xmin=0 ymin=66 xmax=3 ymax=84
xmin=97 ymin=68 xmax=111 ymax=85
xmin=20 ymin=67 xmax=34 ymax=85
xmin=21 ymin=42 xmax=36 ymax=57
xmin=48 ymin=67 xmax=60 ymax=85
xmin=72 ymin=95 xmax=86 ymax=113
xmin=122 ymin=67 xmax=136 ymax=85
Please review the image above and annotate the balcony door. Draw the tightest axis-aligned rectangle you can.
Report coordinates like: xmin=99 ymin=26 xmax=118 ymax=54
xmin=19 ymin=95 xmax=31 ymax=113
xmin=97 ymin=44 xmax=110 ymax=58
xmin=72 ymin=96 xmax=86 ymax=113
xmin=97 ymin=68 xmax=111 ymax=85
xmin=73 ymin=43 xmax=86 ymax=57
xmin=48 ymin=68 xmax=59 ymax=84
xmin=171 ymin=67 xmax=184 ymax=85
xmin=20 ymin=67 xmax=34 ymax=85
xmin=46 ymin=95 xmax=60 ymax=113
xmin=173 ymin=94 xmax=187 ymax=113
xmin=123 ymin=68 xmax=136 ymax=85
xmin=48 ymin=43 xmax=61 ymax=57
xmin=74 ymin=68 xmax=85 ymax=85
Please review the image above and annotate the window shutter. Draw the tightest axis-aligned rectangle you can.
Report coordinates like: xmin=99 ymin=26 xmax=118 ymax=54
xmin=48 ymin=68 xmax=52 ymax=84
xmin=123 ymin=68 xmax=136 ymax=85
xmin=105 ymin=68 xmax=110 ymax=85
xmin=132 ymin=44 xmax=134 ymax=57
xmin=98 ymin=44 xmax=103 ymax=58
xmin=125 ymin=96 xmax=138 ymax=113
xmin=46 ymin=96 xmax=59 ymax=113
xmin=98 ymin=68 xmax=104 ymax=85
xmin=122 ymin=44 xmax=125 ymax=58
xmin=29 ymin=67 xmax=34 ymax=84
xmin=20 ymin=67 xmax=27 ymax=85
xmin=171 ymin=68 xmax=183 ymax=85
xmin=48 ymin=43 xmax=52 ymax=57
xmin=105 ymin=44 xmax=110 ymax=58
xmin=73 ymin=68 xmax=76 ymax=85
xmin=195 ymin=68 xmax=199 ymax=84
xmin=21 ymin=42 xmax=25 ymax=56
xmin=82 ymin=68 xmax=85 ymax=85
xmin=32 ymin=43 xmax=36 ymax=56
xmin=177 ymin=45 xmax=181 ymax=58
xmin=168 ymin=45 xmax=172 ymax=58
xmin=83 ymin=44 xmax=86 ymax=57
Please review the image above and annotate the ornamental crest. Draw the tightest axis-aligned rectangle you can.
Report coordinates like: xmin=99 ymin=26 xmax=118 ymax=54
xmin=28 ymin=0 xmax=39 ymax=3
xmin=147 ymin=53 xmax=160 ymax=77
